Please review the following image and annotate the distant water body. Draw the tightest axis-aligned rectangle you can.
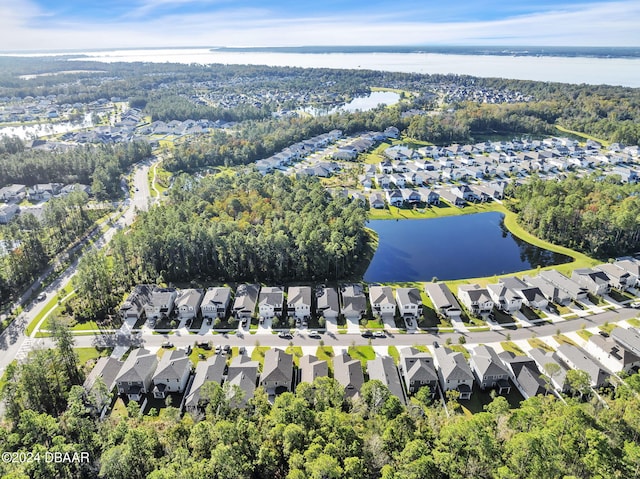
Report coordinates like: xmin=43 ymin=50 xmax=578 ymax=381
xmin=59 ymin=47 xmax=640 ymax=87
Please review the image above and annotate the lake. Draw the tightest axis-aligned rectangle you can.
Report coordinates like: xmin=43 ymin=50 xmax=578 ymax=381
xmin=303 ymin=90 xmax=401 ymax=116
xmin=60 ymin=48 xmax=640 ymax=87
xmin=363 ymin=212 xmax=571 ymax=283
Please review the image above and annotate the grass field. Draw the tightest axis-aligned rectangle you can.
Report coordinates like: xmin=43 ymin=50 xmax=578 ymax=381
xmin=347 ymin=345 xmax=376 ymax=367
xmin=501 ymin=341 xmax=526 ymax=356
xmin=527 ymin=338 xmax=555 ymax=352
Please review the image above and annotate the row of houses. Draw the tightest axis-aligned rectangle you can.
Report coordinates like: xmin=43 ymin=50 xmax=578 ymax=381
xmin=352 ymin=137 xmax=640 ymax=198
xmin=86 ymin=324 xmax=640 ymax=417
xmin=425 ymin=259 xmax=640 ymax=320
xmin=119 ymin=283 xmax=428 ymax=324
xmin=0 ymin=183 xmax=91 ymax=203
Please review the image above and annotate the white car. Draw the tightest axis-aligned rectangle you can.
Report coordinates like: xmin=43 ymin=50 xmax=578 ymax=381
xmin=307 ymin=330 xmax=321 ymax=339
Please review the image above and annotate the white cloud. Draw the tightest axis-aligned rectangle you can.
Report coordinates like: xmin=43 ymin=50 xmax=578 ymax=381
xmin=1 ymin=0 xmax=639 ymax=51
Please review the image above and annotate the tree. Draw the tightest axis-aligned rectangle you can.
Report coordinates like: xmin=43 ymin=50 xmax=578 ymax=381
xmin=566 ymin=369 xmax=591 ymax=399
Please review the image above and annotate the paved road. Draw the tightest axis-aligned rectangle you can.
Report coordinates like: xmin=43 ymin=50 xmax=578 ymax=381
xmin=49 ymin=305 xmax=639 ymax=352
xmin=0 ymin=160 xmax=155 ymax=378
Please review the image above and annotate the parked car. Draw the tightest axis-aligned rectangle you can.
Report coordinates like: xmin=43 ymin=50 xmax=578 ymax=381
xmin=308 ymin=330 xmax=321 ymax=339
xmin=36 ymin=292 xmax=46 ymax=301
xmin=599 ymin=330 xmax=610 ymax=338
xmin=278 ymin=331 xmax=293 ymax=339
xmin=373 ymin=331 xmax=386 ymax=338
xmin=197 ymin=341 xmax=212 ymax=350
xmin=223 ymin=345 xmax=231 ymax=353
xmin=361 ymin=331 xmax=373 ymax=338
xmin=161 ymin=341 xmax=174 ymax=349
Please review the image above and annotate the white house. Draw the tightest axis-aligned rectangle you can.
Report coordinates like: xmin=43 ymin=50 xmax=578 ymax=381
xmin=457 ymin=284 xmax=494 ymax=316
xmin=176 ymin=289 xmax=204 ymax=321
xmin=368 ymin=285 xmax=396 ymax=317
xmin=258 ymin=286 xmax=284 ymax=320
xmin=395 ymin=288 xmax=422 ymax=319
xmin=487 ymin=283 xmax=523 ymax=313
xmin=287 ymin=286 xmax=312 ymax=320
xmin=152 ymin=349 xmax=192 ymax=399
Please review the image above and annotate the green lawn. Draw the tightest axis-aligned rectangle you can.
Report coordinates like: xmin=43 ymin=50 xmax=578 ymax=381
xmin=316 ymin=346 xmax=335 ymax=372
xmin=527 ymin=338 xmax=555 ymax=352
xmin=251 ymin=347 xmax=270 ymax=369
xmin=388 ymin=346 xmax=400 ymax=364
xmin=500 ymin=341 xmax=526 ymax=356
xmin=553 ymin=334 xmax=577 ymax=346
xmin=347 ymin=345 xmax=376 ymax=366
xmin=447 ymin=345 xmax=470 ymax=359
xmin=576 ymin=329 xmax=594 ymax=341
xmin=285 ymin=346 xmax=304 ymax=366
xmin=599 ymin=323 xmax=618 ymax=335
xmin=627 ymin=318 xmax=640 ymax=328
xmin=554 ymin=125 xmax=610 ymax=147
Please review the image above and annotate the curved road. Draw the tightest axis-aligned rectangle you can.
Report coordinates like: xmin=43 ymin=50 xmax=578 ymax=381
xmin=0 ymin=159 xmax=156 ymax=377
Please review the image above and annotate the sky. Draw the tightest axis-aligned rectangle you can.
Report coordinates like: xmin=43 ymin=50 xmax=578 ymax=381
xmin=0 ymin=0 xmax=639 ymax=52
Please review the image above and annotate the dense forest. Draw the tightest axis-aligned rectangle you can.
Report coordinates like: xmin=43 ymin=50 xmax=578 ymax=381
xmin=0 ymin=137 xmax=151 ymax=198
xmin=2 ymin=321 xmax=640 ymax=478
xmin=0 ymin=192 xmax=109 ymax=307
xmin=163 ymin=108 xmax=405 ymax=172
xmin=506 ymin=174 xmax=640 ymax=259
xmin=68 ymin=172 xmax=368 ymax=319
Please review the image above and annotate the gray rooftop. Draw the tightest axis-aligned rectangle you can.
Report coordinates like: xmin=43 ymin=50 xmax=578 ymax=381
xmin=184 ymin=355 xmax=226 ymax=411
xmin=153 ymin=349 xmax=191 ymax=383
xmin=395 ymin=287 xmax=422 ymax=307
xmin=333 ymin=352 xmax=365 ymax=398
xmin=115 ymin=348 xmax=158 ymax=384
xmin=261 ymin=349 xmax=293 ymax=386
xmin=83 ymin=357 xmax=123 ymax=392
xmin=176 ymin=288 xmax=204 ymax=310
xmin=367 ymin=356 xmax=405 ymax=404
xmin=341 ymin=284 xmax=367 ymax=316
xmin=259 ymin=286 xmax=284 ymax=309
xmin=557 ymin=344 xmax=610 ymax=387
xmin=471 ymin=345 xmax=510 ymax=379
xmin=368 ymin=286 xmax=396 ymax=307
xmin=287 ymin=286 xmax=312 ymax=307
xmin=400 ymin=347 xmax=438 ymax=384
xmin=201 ymin=287 xmax=231 ymax=308
xmin=434 ymin=347 xmax=474 ymax=383
xmin=299 ymin=355 xmax=329 ymax=384
xmin=424 ymin=283 xmax=461 ymax=311
xmin=317 ymin=287 xmax=340 ymax=314
xmin=611 ymin=327 xmax=640 ymax=356
xmin=233 ymin=284 xmax=260 ymax=314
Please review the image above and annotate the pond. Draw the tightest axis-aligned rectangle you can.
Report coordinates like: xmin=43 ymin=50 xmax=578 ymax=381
xmin=303 ymin=90 xmax=400 ymax=116
xmin=363 ymin=212 xmax=572 ymax=283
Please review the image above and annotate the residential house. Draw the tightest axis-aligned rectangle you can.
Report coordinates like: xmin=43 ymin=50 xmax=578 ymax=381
xmin=368 ymin=192 xmax=385 ymax=209
xmin=528 ymin=347 xmax=571 ymax=393
xmin=556 ymin=344 xmax=610 ymax=388
xmin=499 ymin=276 xmax=548 ymax=310
xmin=119 ymin=284 xmax=153 ymax=320
xmin=260 ymin=349 xmax=294 ymax=395
xmin=0 ymin=184 xmax=26 ymax=202
xmin=287 ymin=286 xmax=313 ymax=320
xmin=611 ymin=327 xmax=640 ymax=357
xmin=451 ymin=185 xmax=476 ymax=202
xmin=595 ymin=263 xmax=633 ymax=291
xmin=0 ymin=204 xmax=19 ymax=224
xmin=498 ymin=351 xmax=547 ymax=399
xmin=184 ymin=355 xmax=226 ymax=414
xmin=317 ymin=287 xmax=340 ymax=320
xmin=424 ymin=283 xmax=462 ymax=319
xmin=400 ymin=188 xmax=422 ymax=204
xmin=299 ymin=355 xmax=328 ymax=385
xmin=333 ymin=352 xmax=365 ymax=399
xmin=258 ymin=286 xmax=284 ymax=320
xmin=469 ymin=345 xmax=511 ymax=394
xmin=368 ymin=285 xmax=396 ymax=317
xmin=395 ymin=287 xmax=422 ymax=319
xmin=386 ymin=189 xmax=404 ymax=207
xmin=539 ymin=270 xmax=588 ymax=301
xmin=233 ymin=284 xmax=260 ymax=320
xmin=399 ymin=347 xmax=438 ymax=396
xmin=28 ymin=183 xmax=61 ymax=201
xmin=340 ymin=284 xmax=367 ymax=320
xmin=439 ymin=189 xmax=466 ymax=207
xmin=200 ymin=287 xmax=232 ymax=320
xmin=152 ymin=349 xmax=192 ymax=399
xmin=83 ymin=357 xmax=123 ymax=412
xmin=416 ymin=187 xmax=440 ymax=205
xmin=614 ymin=259 xmax=640 ymax=287
xmin=571 ymin=268 xmax=611 ymax=296
xmin=144 ymin=287 xmax=177 ymax=321
xmin=115 ymin=348 xmax=158 ymax=401
xmin=523 ymin=274 xmax=571 ymax=305
xmin=226 ymin=355 xmax=259 ymax=407
xmin=368 ymin=356 xmax=406 ymax=404
xmin=584 ymin=334 xmax=640 ymax=374
xmin=487 ymin=283 xmax=523 ymax=313
xmin=457 ymin=284 xmax=494 ymax=316
xmin=176 ymin=289 xmax=204 ymax=321
xmin=433 ymin=347 xmax=474 ymax=399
